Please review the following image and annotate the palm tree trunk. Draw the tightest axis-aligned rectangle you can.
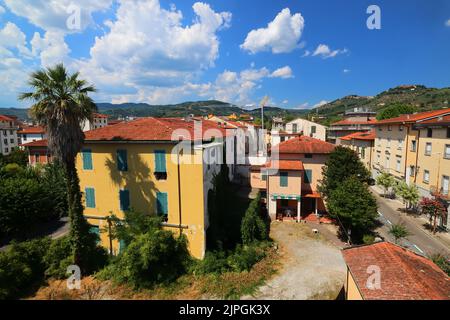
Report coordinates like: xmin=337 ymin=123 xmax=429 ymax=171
xmin=65 ymin=158 xmax=89 ymax=268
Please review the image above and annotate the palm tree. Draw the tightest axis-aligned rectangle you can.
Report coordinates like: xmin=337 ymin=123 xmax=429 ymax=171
xmin=19 ymin=64 xmax=97 ymax=267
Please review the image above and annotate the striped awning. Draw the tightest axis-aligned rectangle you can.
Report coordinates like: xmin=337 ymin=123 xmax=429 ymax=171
xmin=271 ymin=194 xmax=301 ymax=201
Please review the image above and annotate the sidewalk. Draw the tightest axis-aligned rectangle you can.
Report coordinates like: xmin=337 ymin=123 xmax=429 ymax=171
xmin=370 ymin=185 xmax=450 ymax=250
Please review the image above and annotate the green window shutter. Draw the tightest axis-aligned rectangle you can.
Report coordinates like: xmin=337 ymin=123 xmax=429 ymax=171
xmin=89 ymin=225 xmax=101 ymax=245
xmin=261 ymin=171 xmax=267 ymax=181
xmin=117 ymin=149 xmax=128 ymax=171
xmin=304 ymin=170 xmax=312 ymax=183
xmin=82 ymin=149 xmax=93 ymax=170
xmin=156 ymin=192 xmax=168 ymax=216
xmin=119 ymin=189 xmax=130 ymax=211
xmin=280 ymin=172 xmax=288 ymax=187
xmin=85 ymin=187 xmax=96 ymax=208
xmin=119 ymin=239 xmax=126 ymax=253
xmin=155 ymin=150 xmax=167 ymax=173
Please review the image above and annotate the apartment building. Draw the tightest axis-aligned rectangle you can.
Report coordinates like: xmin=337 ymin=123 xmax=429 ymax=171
xmin=21 ymin=139 xmax=52 ymax=166
xmin=340 ymin=130 xmax=375 ymax=171
xmin=250 ymin=136 xmax=335 ymax=222
xmin=81 ymin=113 xmax=109 ymax=132
xmin=374 ymin=108 xmax=450 ymax=230
xmin=285 ymin=118 xmax=327 ymax=141
xmin=18 ymin=126 xmax=46 ymax=145
xmin=328 ymin=107 xmax=377 ymax=144
xmin=77 ymin=117 xmax=229 ymax=259
xmin=0 ymin=115 xmax=19 ymax=155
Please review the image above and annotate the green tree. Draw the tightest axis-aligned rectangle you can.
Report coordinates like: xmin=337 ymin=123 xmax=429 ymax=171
xmin=319 ymin=146 xmax=371 ymax=199
xmin=431 ymin=254 xmax=450 ymax=276
xmin=389 ymin=223 xmax=410 ymax=244
xmin=327 ymin=176 xmax=378 ymax=243
xmin=376 ymin=103 xmax=417 ymax=121
xmin=241 ymin=192 xmax=268 ymax=244
xmin=0 ymin=149 xmax=28 ymax=168
xmin=19 ymin=64 xmax=98 ymax=270
xmin=394 ymin=181 xmax=420 ymax=211
xmin=376 ymin=171 xmax=394 ymax=197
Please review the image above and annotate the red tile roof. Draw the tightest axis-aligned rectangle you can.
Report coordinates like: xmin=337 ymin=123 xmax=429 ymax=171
xmin=342 ymin=242 xmax=450 ymax=300
xmin=418 ymin=114 xmax=450 ymax=125
xmin=331 ymin=119 xmax=378 ymax=126
xmin=84 ymin=117 xmax=229 ymax=142
xmin=18 ymin=126 xmax=45 ymax=134
xmin=21 ymin=139 xmax=48 ymax=147
xmin=263 ymin=160 xmax=304 ymax=171
xmin=340 ymin=130 xmax=375 ymax=141
xmin=275 ymin=136 xmax=335 ymax=154
xmin=375 ymin=108 xmax=450 ymax=125
xmin=93 ymin=113 xmax=109 ymax=119
xmin=0 ymin=115 xmax=14 ymax=121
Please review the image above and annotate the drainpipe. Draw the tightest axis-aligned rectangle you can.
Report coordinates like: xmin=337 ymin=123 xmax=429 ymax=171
xmin=177 ymin=149 xmax=183 ymax=236
xmin=414 ymin=129 xmax=421 ymax=184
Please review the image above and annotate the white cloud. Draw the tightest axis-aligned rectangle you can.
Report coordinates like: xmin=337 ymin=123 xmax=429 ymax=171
xmin=301 ymin=50 xmax=311 ymax=57
xmin=241 ymin=8 xmax=305 ymax=54
xmin=446 ymin=19 xmax=450 ymax=27
xmin=343 ymin=69 xmax=351 ymax=73
xmin=0 ymin=22 xmax=32 ymax=58
xmin=282 ymin=100 xmax=289 ymax=104
xmin=312 ymin=44 xmax=347 ymax=59
xmin=0 ymin=5 xmax=5 ymax=15
xmin=4 ymin=0 xmax=113 ymax=33
xmin=31 ymin=31 xmax=70 ymax=67
xmin=312 ymin=100 xmax=329 ymax=109
xmin=294 ymin=102 xmax=309 ymax=109
xmin=270 ymin=66 xmax=293 ymax=79
xmin=76 ymin=0 xmax=232 ymax=98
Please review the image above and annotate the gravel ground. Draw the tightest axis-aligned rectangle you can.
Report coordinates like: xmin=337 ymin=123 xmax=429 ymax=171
xmin=242 ymin=222 xmax=347 ymax=300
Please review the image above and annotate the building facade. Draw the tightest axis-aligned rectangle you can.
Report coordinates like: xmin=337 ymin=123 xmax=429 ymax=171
xmin=0 ymin=115 xmax=19 ymax=155
xmin=18 ymin=126 xmax=46 ymax=145
xmin=328 ymin=107 xmax=377 ymax=144
xmin=77 ymin=117 xmax=228 ymax=259
xmin=81 ymin=113 xmax=109 ymax=132
xmin=285 ymin=118 xmax=327 ymax=141
xmin=340 ymin=131 xmax=375 ymax=171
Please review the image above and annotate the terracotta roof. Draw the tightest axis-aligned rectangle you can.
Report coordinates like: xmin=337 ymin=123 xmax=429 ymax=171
xmin=275 ymin=136 xmax=335 ymax=154
xmin=84 ymin=117 xmax=229 ymax=142
xmin=226 ymin=120 xmax=247 ymax=129
xmin=331 ymin=119 xmax=378 ymax=126
xmin=375 ymin=108 xmax=450 ymax=125
xmin=342 ymin=242 xmax=450 ymax=300
xmin=418 ymin=114 xmax=450 ymax=125
xmin=277 ymin=131 xmax=302 ymax=136
xmin=263 ymin=160 xmax=304 ymax=171
xmin=0 ymin=115 xmax=14 ymax=121
xmin=340 ymin=130 xmax=375 ymax=141
xmin=18 ymin=126 xmax=45 ymax=134
xmin=21 ymin=139 xmax=48 ymax=147
xmin=93 ymin=113 xmax=109 ymax=119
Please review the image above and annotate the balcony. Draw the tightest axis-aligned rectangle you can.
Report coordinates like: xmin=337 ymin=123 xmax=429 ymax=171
xmin=430 ymin=186 xmax=450 ymax=201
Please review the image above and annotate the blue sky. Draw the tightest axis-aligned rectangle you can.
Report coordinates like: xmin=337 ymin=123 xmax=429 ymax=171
xmin=0 ymin=0 xmax=449 ymax=109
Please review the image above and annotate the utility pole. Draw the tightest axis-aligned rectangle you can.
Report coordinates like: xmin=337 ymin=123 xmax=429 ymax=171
xmin=260 ymin=96 xmax=269 ymax=131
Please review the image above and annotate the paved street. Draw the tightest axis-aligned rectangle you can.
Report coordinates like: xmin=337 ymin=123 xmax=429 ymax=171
xmin=371 ymin=188 xmax=450 ymax=257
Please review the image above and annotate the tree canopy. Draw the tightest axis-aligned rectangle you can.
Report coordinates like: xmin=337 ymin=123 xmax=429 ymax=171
xmin=376 ymin=103 xmax=418 ymax=121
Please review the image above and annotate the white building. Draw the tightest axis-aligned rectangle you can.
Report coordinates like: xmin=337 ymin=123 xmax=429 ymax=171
xmin=285 ymin=118 xmax=327 ymax=141
xmin=81 ymin=113 xmax=109 ymax=132
xmin=0 ymin=115 xmax=19 ymax=155
xmin=18 ymin=126 xmax=46 ymax=145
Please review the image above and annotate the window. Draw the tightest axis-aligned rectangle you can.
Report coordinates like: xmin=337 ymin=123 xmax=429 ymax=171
xmin=82 ymin=149 xmax=93 ymax=170
xmin=304 ymin=170 xmax=312 ymax=184
xmin=304 ymin=154 xmax=313 ymax=159
xmin=396 ymin=158 xmax=401 ymax=172
xmin=85 ymin=187 xmax=96 ymax=208
xmin=117 ymin=149 xmax=128 ymax=171
xmin=22 ymin=134 xmax=27 ymax=140
xmin=388 ymin=125 xmax=392 ymax=131
xmin=10 ymin=138 xmax=14 ymax=144
xmin=34 ymin=154 xmax=39 ymax=163
xmin=425 ymin=143 xmax=432 ymax=156
xmin=387 ymin=138 xmax=391 ymax=148
xmin=89 ymin=226 xmax=101 ymax=244
xmin=377 ymin=153 xmax=381 ymax=164
xmin=445 ymin=145 xmax=450 ymax=159
xmin=427 ymin=128 xmax=433 ymax=138
xmin=280 ymin=172 xmax=288 ymax=187
xmin=311 ymin=126 xmax=316 ymax=134
xmin=156 ymin=192 xmax=168 ymax=218
xmin=154 ymin=150 xmax=167 ymax=180
xmin=3 ymin=139 xmax=7 ymax=145
xmin=447 ymin=128 xmax=450 ymax=138
xmin=4 ymin=148 xmax=8 ymax=153
xmin=399 ymin=125 xmax=404 ymax=131
xmin=385 ymin=156 xmax=390 ymax=170
xmin=378 ymin=127 xmax=382 ymax=132
xmin=423 ymin=170 xmax=430 ymax=184
xmin=442 ymin=176 xmax=449 ymax=195
xmin=119 ymin=189 xmax=130 ymax=211
xmin=292 ymin=124 xmax=298 ymax=133
xmin=261 ymin=171 xmax=267 ymax=181
xmin=411 ymin=140 xmax=417 ymax=152
xmin=409 ymin=166 xmax=415 ymax=177
xmin=397 ymin=139 xmax=403 ymax=150
xmin=361 ymin=147 xmax=366 ymax=159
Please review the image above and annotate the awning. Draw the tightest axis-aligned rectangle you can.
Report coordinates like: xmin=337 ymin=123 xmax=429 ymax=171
xmin=303 ymin=192 xmax=321 ymax=199
xmin=271 ymin=194 xmax=301 ymax=201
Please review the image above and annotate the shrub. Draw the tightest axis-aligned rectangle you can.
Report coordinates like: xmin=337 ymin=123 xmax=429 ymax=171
xmin=227 ymin=244 xmax=266 ymax=272
xmin=43 ymin=236 xmax=73 ymax=279
xmin=362 ymin=234 xmax=375 ymax=245
xmin=193 ymin=251 xmax=230 ymax=275
xmin=0 ymin=238 xmax=51 ymax=299
xmin=431 ymin=254 xmax=450 ymax=276
xmin=241 ymin=193 xmax=268 ymax=245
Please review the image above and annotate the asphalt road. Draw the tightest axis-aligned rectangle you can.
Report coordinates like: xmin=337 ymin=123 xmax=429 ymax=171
xmin=373 ymin=191 xmax=450 ymax=257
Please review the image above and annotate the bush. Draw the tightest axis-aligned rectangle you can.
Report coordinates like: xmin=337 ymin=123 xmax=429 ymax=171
xmin=362 ymin=234 xmax=375 ymax=245
xmin=0 ymin=238 xmax=51 ymax=299
xmin=102 ymin=230 xmax=190 ymax=288
xmin=227 ymin=244 xmax=266 ymax=272
xmin=193 ymin=251 xmax=230 ymax=275
xmin=241 ymin=193 xmax=268 ymax=245
xmin=431 ymin=254 xmax=450 ymax=276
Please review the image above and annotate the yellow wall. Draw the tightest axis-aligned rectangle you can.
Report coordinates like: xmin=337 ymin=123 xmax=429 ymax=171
xmin=76 ymin=142 xmax=206 ymax=259
xmin=374 ymin=124 xmax=408 ymax=179
xmin=341 ymin=140 xmax=374 ymax=171
xmin=345 ymin=268 xmax=364 ymax=300
xmin=250 ymin=170 xmax=267 ymax=189
xmin=268 ymin=171 xmax=302 ymax=195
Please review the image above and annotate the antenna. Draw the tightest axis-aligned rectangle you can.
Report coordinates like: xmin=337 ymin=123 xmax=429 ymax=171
xmin=260 ymin=95 xmax=269 ymax=131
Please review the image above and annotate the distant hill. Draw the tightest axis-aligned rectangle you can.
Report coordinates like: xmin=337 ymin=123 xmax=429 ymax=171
xmin=313 ymin=85 xmax=450 ymax=118
xmin=1 ymin=100 xmax=308 ymax=121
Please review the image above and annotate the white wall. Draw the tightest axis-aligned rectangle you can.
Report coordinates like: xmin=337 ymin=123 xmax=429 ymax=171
xmin=285 ymin=118 xmax=327 ymax=141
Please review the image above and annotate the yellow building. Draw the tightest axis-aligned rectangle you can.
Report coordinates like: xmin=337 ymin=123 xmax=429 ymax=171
xmin=339 ymin=130 xmax=375 ymax=171
xmin=76 ymin=117 xmax=228 ymax=259
xmin=374 ymin=108 xmax=450 ymax=230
